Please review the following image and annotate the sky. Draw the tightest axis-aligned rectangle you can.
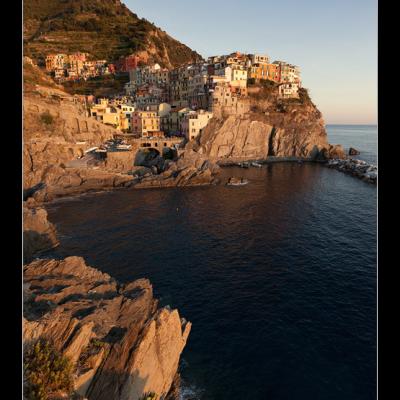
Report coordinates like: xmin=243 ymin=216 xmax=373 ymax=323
xmin=125 ymin=0 xmax=377 ymax=125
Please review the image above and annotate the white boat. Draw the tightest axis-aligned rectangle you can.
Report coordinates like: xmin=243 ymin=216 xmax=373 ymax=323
xmin=227 ymin=178 xmax=249 ymax=186
xmin=116 ymin=144 xmax=132 ymax=150
xmin=84 ymin=146 xmax=98 ymax=154
xmin=251 ymin=162 xmax=262 ymax=168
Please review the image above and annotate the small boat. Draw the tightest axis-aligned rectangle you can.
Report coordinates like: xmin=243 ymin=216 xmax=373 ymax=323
xmin=239 ymin=162 xmax=249 ymax=168
xmin=116 ymin=144 xmax=132 ymax=150
xmin=251 ymin=162 xmax=262 ymax=168
xmin=227 ymin=177 xmax=249 ymax=186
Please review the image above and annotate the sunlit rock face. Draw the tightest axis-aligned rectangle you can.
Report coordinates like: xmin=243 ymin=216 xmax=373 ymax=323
xmin=187 ymin=86 xmax=343 ymax=162
xmin=23 ymin=256 xmax=191 ymax=400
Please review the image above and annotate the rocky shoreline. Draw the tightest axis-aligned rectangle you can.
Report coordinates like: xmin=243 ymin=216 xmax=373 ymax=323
xmin=325 ymin=158 xmax=377 ymax=184
xmin=27 ymin=154 xmax=377 ymax=205
xmin=23 ymin=203 xmax=191 ymax=400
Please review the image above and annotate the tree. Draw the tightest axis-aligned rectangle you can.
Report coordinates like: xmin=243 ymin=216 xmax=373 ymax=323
xmin=24 ymin=338 xmax=73 ymax=400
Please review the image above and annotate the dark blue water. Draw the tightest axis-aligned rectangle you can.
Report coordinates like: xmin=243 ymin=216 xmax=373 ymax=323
xmin=45 ymin=126 xmax=377 ymax=400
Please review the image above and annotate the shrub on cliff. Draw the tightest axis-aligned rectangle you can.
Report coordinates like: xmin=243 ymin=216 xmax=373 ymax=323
xmin=298 ymin=88 xmax=312 ymax=104
xmin=40 ymin=112 xmax=54 ymax=126
xmin=139 ymin=393 xmax=157 ymax=400
xmin=24 ymin=338 xmax=73 ymax=400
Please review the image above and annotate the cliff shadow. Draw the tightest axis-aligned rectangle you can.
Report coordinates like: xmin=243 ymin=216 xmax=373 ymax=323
xmin=23 ymin=182 xmax=46 ymax=201
xmin=267 ymin=126 xmax=277 ymax=156
xmin=23 ymin=230 xmax=58 ymax=264
xmin=86 ymin=369 xmax=153 ymax=400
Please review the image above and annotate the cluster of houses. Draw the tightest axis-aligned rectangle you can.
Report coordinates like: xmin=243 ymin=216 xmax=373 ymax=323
xmin=45 ymin=52 xmax=115 ymax=82
xmin=84 ymin=51 xmax=302 ymax=143
xmin=44 ymin=51 xmax=152 ymax=83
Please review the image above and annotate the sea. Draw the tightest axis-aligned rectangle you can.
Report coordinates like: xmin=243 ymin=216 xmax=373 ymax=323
xmin=45 ymin=125 xmax=377 ymax=400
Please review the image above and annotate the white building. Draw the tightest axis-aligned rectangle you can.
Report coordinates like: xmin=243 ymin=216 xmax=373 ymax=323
xmin=278 ymin=82 xmax=300 ymax=99
xmin=251 ymin=54 xmax=270 ymax=65
xmin=214 ymin=66 xmax=248 ymax=87
xmin=182 ymin=109 xmax=213 ymax=140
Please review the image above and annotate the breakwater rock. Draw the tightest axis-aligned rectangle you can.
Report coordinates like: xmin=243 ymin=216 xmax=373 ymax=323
xmin=23 ymin=256 xmax=191 ymax=400
xmin=349 ymin=147 xmax=361 ymax=156
xmin=326 ymin=158 xmax=377 ymax=184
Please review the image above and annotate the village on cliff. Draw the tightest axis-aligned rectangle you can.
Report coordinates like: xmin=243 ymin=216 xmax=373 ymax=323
xmin=41 ymin=51 xmax=301 ymax=149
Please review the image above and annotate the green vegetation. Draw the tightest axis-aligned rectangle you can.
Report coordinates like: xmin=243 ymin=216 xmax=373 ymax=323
xmin=24 ymin=338 xmax=73 ymax=400
xmin=62 ymin=73 xmax=129 ymax=97
xmin=259 ymin=79 xmax=277 ymax=88
xmin=298 ymin=87 xmax=311 ymax=104
xmin=23 ymin=0 xmax=201 ymax=66
xmin=40 ymin=111 xmax=54 ymax=125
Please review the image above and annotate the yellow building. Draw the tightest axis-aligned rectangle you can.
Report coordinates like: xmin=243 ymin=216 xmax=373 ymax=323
xmin=230 ymin=67 xmax=248 ymax=88
xmin=103 ymin=112 xmax=120 ymax=128
xmin=119 ymin=114 xmax=131 ymax=132
xmin=90 ymin=100 xmax=110 ymax=122
xmin=131 ymin=111 xmax=161 ymax=137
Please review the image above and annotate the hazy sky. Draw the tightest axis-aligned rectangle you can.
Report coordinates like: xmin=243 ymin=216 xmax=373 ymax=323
xmin=125 ymin=0 xmax=377 ymax=124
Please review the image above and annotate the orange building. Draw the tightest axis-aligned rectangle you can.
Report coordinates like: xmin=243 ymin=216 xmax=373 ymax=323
xmin=248 ymin=63 xmax=280 ymax=83
xmin=249 ymin=63 xmax=269 ymax=81
xmin=266 ymin=63 xmax=280 ymax=82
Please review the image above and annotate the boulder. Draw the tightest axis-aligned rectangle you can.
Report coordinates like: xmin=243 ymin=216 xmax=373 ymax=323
xmin=349 ymin=147 xmax=361 ymax=155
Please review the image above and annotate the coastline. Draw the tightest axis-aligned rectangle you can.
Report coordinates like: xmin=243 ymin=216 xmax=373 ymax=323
xmin=28 ymin=156 xmax=377 ymax=206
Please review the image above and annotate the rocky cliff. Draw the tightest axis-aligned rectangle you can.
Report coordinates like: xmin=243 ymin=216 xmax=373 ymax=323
xmin=24 ymin=256 xmax=191 ymax=400
xmin=188 ymin=85 xmax=344 ymax=163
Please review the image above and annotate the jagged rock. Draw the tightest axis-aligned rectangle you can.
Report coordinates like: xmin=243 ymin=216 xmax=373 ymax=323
xmin=349 ymin=147 xmax=361 ymax=155
xmin=327 ymin=144 xmax=346 ymax=159
xmin=23 ymin=202 xmax=58 ymax=262
xmin=23 ymin=256 xmax=191 ymax=400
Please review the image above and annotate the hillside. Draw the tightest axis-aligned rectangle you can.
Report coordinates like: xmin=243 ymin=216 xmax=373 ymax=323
xmin=23 ymin=0 xmax=202 ymax=68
